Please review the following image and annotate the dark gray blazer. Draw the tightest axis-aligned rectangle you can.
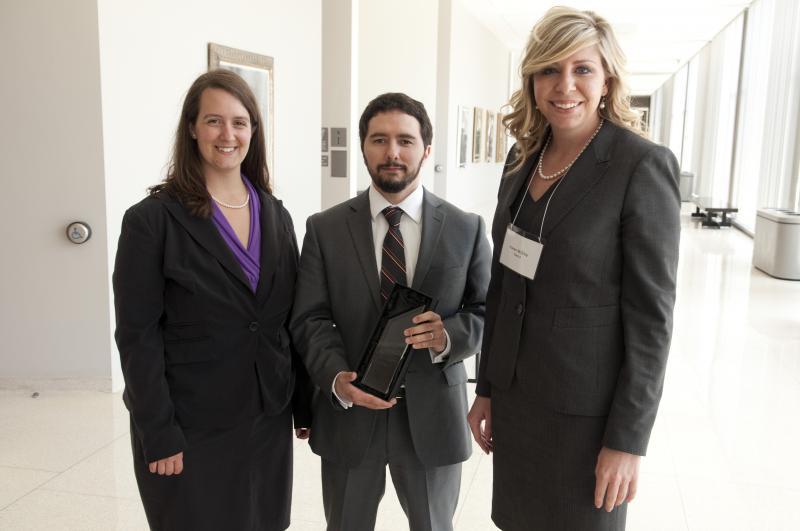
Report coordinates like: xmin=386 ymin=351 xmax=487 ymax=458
xmin=290 ymin=189 xmax=491 ymax=467
xmin=476 ymin=122 xmax=681 ymax=456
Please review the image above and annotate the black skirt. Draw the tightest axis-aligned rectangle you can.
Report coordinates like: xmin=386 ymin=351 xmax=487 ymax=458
xmin=490 ymin=379 xmax=627 ymax=531
xmin=131 ymin=407 xmax=293 ymax=531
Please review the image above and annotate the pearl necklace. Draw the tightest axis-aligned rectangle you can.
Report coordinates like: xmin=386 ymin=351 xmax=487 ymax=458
xmin=210 ymin=193 xmax=250 ymax=209
xmin=536 ymin=119 xmax=604 ymax=181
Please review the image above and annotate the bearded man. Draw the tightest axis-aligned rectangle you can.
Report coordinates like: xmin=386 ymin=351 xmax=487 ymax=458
xmin=290 ymin=92 xmax=491 ymax=531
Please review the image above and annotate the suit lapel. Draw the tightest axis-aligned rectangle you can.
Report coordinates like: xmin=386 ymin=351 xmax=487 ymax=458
xmin=163 ymin=198 xmax=251 ymax=290
xmin=412 ymin=190 xmax=444 ymax=291
xmin=255 ymin=190 xmax=284 ymax=304
xmin=539 ymin=122 xmax=616 ymax=239
xmin=501 ymin=153 xmax=538 ymax=221
xmin=346 ymin=192 xmax=383 ymax=312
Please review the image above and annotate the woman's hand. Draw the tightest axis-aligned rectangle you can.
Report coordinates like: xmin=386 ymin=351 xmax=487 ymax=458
xmin=467 ymin=396 xmax=493 ymax=454
xmin=148 ymin=451 xmax=184 ymax=476
xmin=594 ymin=447 xmax=640 ymax=511
xmin=295 ymin=427 xmax=311 ymax=440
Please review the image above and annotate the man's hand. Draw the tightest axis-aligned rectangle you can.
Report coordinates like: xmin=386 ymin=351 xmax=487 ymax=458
xmin=594 ymin=447 xmax=641 ymax=511
xmin=148 ymin=452 xmax=184 ymax=476
xmin=467 ymin=396 xmax=493 ymax=454
xmin=334 ymin=371 xmax=397 ymax=409
xmin=404 ymin=311 xmax=446 ymax=353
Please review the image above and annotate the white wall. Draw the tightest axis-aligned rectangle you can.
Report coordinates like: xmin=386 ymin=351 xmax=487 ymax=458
xmin=651 ymin=77 xmax=674 ymax=146
xmin=97 ymin=0 xmax=322 ymax=389
xmin=0 ymin=0 xmax=112 ymax=389
xmin=755 ymin=0 xmax=800 ymax=211
xmin=320 ymin=0 xmax=512 ymax=228
xmin=439 ymin=0 xmax=512 ymax=225
xmin=668 ymin=66 xmax=688 ymax=161
xmin=0 ymin=0 xmax=322 ymax=391
xmin=321 ymin=0 xmax=358 ymax=209
xmin=690 ymin=16 xmax=743 ymax=203
xmin=98 ymin=0 xmax=322 ymax=243
xmin=681 ymin=57 xmax=699 ymax=173
xmin=1 ymin=0 xmax=512 ymax=390
xmin=357 ymin=0 xmax=440 ymax=193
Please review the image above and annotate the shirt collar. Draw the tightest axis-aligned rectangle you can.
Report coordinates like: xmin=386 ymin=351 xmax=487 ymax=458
xmin=369 ymin=184 xmax=424 ymax=224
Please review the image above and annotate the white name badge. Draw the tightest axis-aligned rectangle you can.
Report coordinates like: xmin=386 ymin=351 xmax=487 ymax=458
xmin=499 ymin=224 xmax=543 ymax=280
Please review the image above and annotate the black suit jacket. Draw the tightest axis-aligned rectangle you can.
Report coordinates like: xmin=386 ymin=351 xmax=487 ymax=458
xmin=113 ymin=189 xmax=311 ymax=463
xmin=477 ymin=122 xmax=681 ymax=456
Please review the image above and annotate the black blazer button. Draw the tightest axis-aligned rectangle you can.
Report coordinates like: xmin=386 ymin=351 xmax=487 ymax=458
xmin=515 ymin=304 xmax=524 ymax=315
xmin=249 ymin=321 xmax=259 ymax=332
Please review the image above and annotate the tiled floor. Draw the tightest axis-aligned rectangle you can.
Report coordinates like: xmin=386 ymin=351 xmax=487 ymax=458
xmin=2 ymin=207 xmax=799 ymax=530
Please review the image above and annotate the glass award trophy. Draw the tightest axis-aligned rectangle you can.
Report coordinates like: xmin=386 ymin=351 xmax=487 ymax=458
xmin=353 ymin=284 xmax=434 ymax=401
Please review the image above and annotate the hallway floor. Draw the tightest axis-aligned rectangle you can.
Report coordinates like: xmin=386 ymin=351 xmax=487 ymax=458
xmin=2 ymin=207 xmax=799 ymax=530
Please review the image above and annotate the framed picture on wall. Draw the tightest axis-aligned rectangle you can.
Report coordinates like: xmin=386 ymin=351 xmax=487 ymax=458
xmin=485 ymin=112 xmax=496 ymax=163
xmin=495 ymin=112 xmax=508 ymax=163
xmin=472 ymin=108 xmax=485 ymax=163
xmin=208 ymin=43 xmax=275 ymax=179
xmin=456 ymin=106 xmax=473 ymax=168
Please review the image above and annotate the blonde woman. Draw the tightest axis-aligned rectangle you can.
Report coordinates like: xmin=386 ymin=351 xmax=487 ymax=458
xmin=468 ymin=7 xmax=680 ymax=530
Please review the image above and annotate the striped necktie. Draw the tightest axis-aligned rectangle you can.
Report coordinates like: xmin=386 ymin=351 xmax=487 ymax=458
xmin=380 ymin=206 xmax=407 ymax=301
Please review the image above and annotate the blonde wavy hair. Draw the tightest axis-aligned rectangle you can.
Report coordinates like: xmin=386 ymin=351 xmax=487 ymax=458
xmin=503 ymin=6 xmax=644 ymax=174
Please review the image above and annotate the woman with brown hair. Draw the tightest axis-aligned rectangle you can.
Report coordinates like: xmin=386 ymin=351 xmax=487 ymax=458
xmin=113 ymin=69 xmax=311 ymax=530
xmin=468 ymin=7 xmax=680 ymax=530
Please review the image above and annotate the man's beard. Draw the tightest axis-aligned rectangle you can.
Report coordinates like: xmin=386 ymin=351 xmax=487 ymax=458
xmin=367 ymin=158 xmax=423 ymax=194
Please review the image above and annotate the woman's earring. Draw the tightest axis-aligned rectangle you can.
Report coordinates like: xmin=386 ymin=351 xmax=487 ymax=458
xmin=599 ymin=96 xmax=606 ymax=110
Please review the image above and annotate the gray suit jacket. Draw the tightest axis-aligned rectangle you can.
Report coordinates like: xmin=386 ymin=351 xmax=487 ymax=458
xmin=290 ymin=188 xmax=491 ymax=467
xmin=476 ymin=122 xmax=681 ymax=456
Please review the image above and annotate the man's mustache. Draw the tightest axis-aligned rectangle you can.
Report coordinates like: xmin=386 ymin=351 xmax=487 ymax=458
xmin=378 ymin=163 xmax=407 ymax=171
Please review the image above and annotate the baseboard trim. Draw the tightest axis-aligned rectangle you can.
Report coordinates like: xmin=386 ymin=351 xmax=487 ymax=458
xmin=0 ymin=378 xmax=113 ymax=392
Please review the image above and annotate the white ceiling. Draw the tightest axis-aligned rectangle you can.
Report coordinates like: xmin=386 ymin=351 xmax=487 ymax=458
xmin=460 ymin=0 xmax=753 ymax=95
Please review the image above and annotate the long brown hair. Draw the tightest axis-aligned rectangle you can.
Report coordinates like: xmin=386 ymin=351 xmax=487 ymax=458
xmin=504 ymin=6 xmax=643 ymax=174
xmin=150 ymin=69 xmax=271 ymax=217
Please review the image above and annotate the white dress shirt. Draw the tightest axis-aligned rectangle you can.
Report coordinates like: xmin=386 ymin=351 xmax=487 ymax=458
xmin=332 ymin=185 xmax=451 ymax=408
